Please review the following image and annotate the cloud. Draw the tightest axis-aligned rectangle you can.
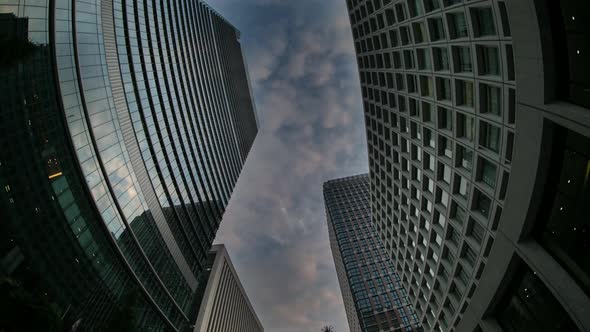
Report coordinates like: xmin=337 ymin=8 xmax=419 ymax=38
xmin=206 ymin=1 xmax=368 ymax=331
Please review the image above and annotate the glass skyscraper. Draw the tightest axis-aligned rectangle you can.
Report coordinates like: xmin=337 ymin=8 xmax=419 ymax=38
xmin=345 ymin=0 xmax=589 ymax=331
xmin=0 ymin=0 xmax=257 ymax=330
xmin=324 ymin=174 xmax=421 ymax=332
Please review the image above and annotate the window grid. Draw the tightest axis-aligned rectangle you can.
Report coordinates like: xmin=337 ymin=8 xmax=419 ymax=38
xmin=347 ymin=0 xmax=515 ymax=331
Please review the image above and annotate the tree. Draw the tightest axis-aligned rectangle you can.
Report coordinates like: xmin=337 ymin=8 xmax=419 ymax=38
xmin=321 ymin=326 xmax=335 ymax=332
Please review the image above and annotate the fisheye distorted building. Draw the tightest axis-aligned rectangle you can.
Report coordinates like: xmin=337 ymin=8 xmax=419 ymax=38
xmin=324 ymin=174 xmax=421 ymax=332
xmin=193 ymin=244 xmax=264 ymax=332
xmin=346 ymin=0 xmax=589 ymax=331
xmin=0 ymin=0 xmax=257 ymax=330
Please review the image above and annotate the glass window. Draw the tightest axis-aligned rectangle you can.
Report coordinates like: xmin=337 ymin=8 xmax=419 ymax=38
xmin=417 ymin=48 xmax=432 ymax=70
xmin=424 ymin=128 xmax=436 ymax=148
xmin=456 ymin=79 xmax=474 ymax=107
xmin=404 ymin=50 xmax=416 ymax=69
xmin=468 ymin=219 xmax=485 ymax=243
xmin=463 ymin=245 xmax=478 ymax=267
xmin=436 ymin=77 xmax=452 ymax=101
xmin=413 ymin=21 xmax=427 ymax=43
xmin=424 ymin=0 xmax=440 ymax=12
xmin=457 ymin=145 xmax=473 ymax=170
xmin=453 ymin=203 xmax=466 ymax=225
xmin=457 ymin=113 xmax=474 ymax=142
xmin=550 ymin=0 xmax=590 ymax=109
xmin=440 ymin=136 xmax=453 ymax=158
xmin=438 ymin=107 xmax=453 ymax=131
xmin=433 ymin=47 xmax=449 ymax=71
xmin=470 ymin=7 xmax=496 ymax=37
xmin=456 ymin=175 xmax=470 ymax=199
xmin=480 ymin=83 xmax=502 ymax=116
xmin=420 ymin=76 xmax=434 ymax=97
xmin=441 ymin=163 xmax=452 ymax=184
xmin=443 ymin=0 xmax=462 ymax=6
xmin=479 ymin=158 xmax=497 ymax=188
xmin=422 ymin=102 xmax=433 ymax=124
xmin=428 ymin=17 xmax=446 ymax=41
xmin=447 ymin=12 xmax=468 ymax=39
xmin=536 ymin=128 xmax=590 ymax=295
xmin=474 ymin=190 xmax=491 ymax=217
xmin=496 ymin=264 xmax=580 ymax=332
xmin=453 ymin=46 xmax=472 ymax=73
xmin=407 ymin=0 xmax=424 ymax=17
xmin=480 ymin=121 xmax=501 ymax=153
xmin=449 ymin=226 xmax=461 ymax=246
xmin=477 ymin=46 xmax=500 ymax=76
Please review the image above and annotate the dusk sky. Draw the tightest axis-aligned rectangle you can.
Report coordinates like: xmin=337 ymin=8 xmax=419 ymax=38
xmin=207 ymin=0 xmax=368 ymax=331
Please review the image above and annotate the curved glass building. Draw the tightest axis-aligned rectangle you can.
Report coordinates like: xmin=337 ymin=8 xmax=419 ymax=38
xmin=0 ymin=0 xmax=257 ymax=330
xmin=345 ymin=0 xmax=589 ymax=331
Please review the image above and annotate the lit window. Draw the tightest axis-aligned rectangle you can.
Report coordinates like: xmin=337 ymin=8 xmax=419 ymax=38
xmin=435 ymin=234 xmax=443 ymax=247
xmin=468 ymin=219 xmax=485 ymax=243
xmin=440 ymin=136 xmax=453 ymax=158
xmin=457 ymin=175 xmax=470 ymax=199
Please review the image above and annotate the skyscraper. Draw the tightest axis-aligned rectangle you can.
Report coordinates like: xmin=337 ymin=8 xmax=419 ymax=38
xmin=0 ymin=0 xmax=257 ymax=330
xmin=346 ymin=0 xmax=590 ymax=331
xmin=324 ymin=174 xmax=421 ymax=332
xmin=193 ymin=244 xmax=264 ymax=332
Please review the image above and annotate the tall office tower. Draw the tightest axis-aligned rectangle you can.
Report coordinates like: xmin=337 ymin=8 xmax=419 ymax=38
xmin=345 ymin=0 xmax=589 ymax=331
xmin=0 ymin=0 xmax=257 ymax=330
xmin=324 ymin=174 xmax=421 ymax=332
xmin=193 ymin=244 xmax=264 ymax=332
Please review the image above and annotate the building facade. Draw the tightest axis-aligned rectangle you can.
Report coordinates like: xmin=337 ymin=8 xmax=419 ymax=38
xmin=324 ymin=174 xmax=421 ymax=332
xmin=346 ymin=0 xmax=589 ymax=331
xmin=192 ymin=244 xmax=263 ymax=332
xmin=0 ymin=0 xmax=257 ymax=330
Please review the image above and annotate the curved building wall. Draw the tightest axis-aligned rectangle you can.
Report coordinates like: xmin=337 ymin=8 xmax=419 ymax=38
xmin=346 ymin=0 xmax=590 ymax=331
xmin=346 ymin=0 xmax=516 ymax=330
xmin=455 ymin=1 xmax=590 ymax=331
xmin=0 ymin=0 xmax=258 ymax=330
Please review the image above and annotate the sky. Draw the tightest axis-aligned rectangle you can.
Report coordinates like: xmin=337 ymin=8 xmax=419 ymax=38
xmin=208 ymin=1 xmax=368 ymax=331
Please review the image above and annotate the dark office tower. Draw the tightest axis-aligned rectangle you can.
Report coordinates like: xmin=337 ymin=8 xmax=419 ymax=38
xmin=0 ymin=0 xmax=257 ymax=330
xmin=324 ymin=174 xmax=421 ymax=332
xmin=345 ymin=0 xmax=590 ymax=331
